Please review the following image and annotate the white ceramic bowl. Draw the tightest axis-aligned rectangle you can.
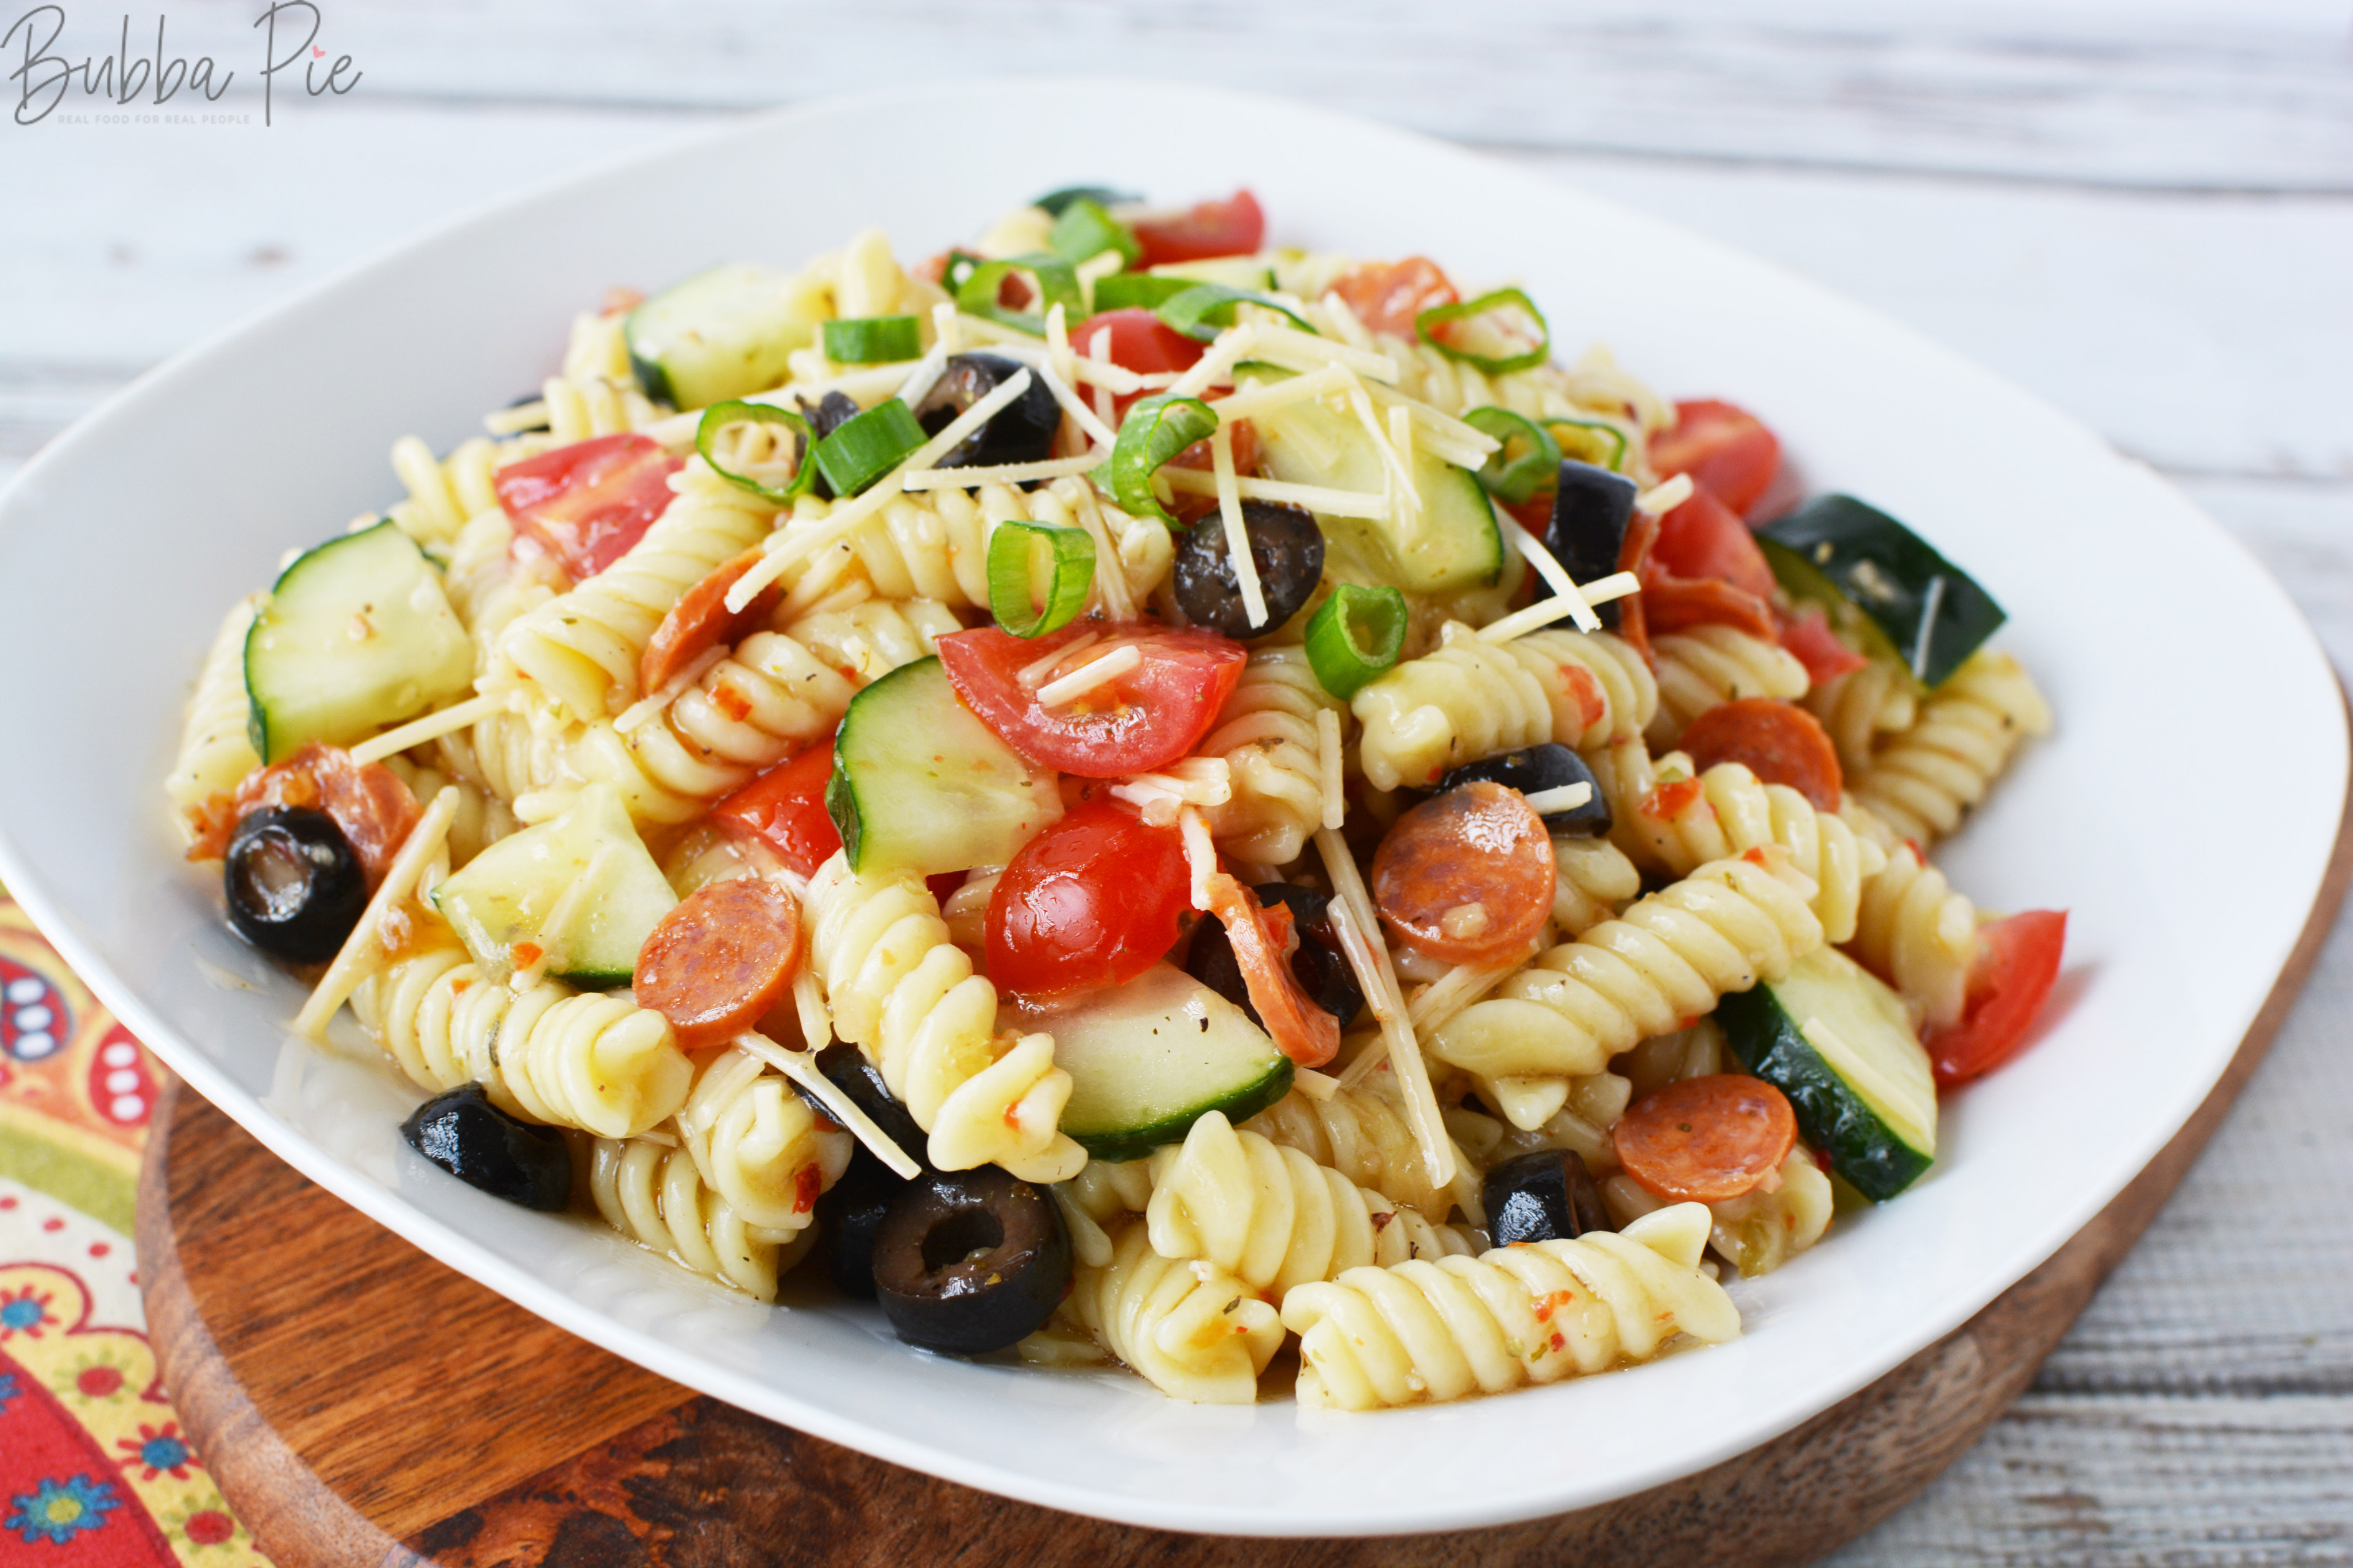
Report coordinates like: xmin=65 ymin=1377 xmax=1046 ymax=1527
xmin=0 ymin=80 xmax=2342 ymax=1538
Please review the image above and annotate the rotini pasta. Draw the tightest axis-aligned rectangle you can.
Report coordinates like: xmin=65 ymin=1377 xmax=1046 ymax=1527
xmin=1846 ymin=650 xmax=2052 ymax=846
xmin=1282 ymin=1203 xmax=1741 ymax=1409
xmin=805 ymin=852 xmax=1085 ymax=1183
xmin=1199 ymin=646 xmax=1343 ymax=864
xmin=1803 ymin=655 xmax=1919 ymax=776
xmin=1646 ymin=624 xmax=1811 ymax=748
xmin=1604 ymin=1145 xmax=1834 ymax=1279
xmin=1352 ymin=621 xmax=1656 ymax=791
xmin=1245 ymin=1082 xmax=1455 ymax=1218
xmin=1845 ymin=814 xmax=1978 ymax=1028
xmin=164 ymin=593 xmax=262 ymax=835
xmin=672 ymin=1044 xmax=854 ymax=1235
xmin=589 ymin=1134 xmax=803 ymax=1300
xmin=1552 ymin=834 xmax=1642 ymax=937
xmin=1071 ymin=1222 xmax=1284 ymax=1404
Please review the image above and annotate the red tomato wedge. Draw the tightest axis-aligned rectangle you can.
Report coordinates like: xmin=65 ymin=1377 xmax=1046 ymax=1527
xmin=632 ymin=878 xmax=801 ymax=1051
xmin=1371 ymin=782 xmax=1555 ymax=965
xmin=711 ymin=743 xmax=841 ymax=879
xmin=1132 ymin=188 xmax=1265 ymax=268
xmin=1775 ymin=603 xmax=1869 ymax=683
xmin=1163 ymin=418 xmax=1261 ymax=525
xmin=495 ymin=433 xmax=681 ymax=582
xmin=1649 ymin=400 xmax=1783 ymax=518
xmin=1070 ymin=307 xmax=1209 ymax=422
xmin=187 ymin=741 xmax=421 ymax=888
xmin=1203 ymin=874 xmax=1340 ymax=1068
xmin=1927 ymin=910 xmax=2068 ymax=1088
xmin=1679 ymin=698 xmax=1843 ymax=812
xmin=1640 ymin=487 xmax=1779 ymax=640
xmin=985 ymin=800 xmax=1191 ymax=998
xmin=1614 ymin=1075 xmax=1798 ymax=1203
xmin=936 ymin=622 xmax=1248 ymax=779
xmin=641 ymin=548 xmax=781 ymax=694
xmin=1329 ymin=256 xmax=1459 ymax=339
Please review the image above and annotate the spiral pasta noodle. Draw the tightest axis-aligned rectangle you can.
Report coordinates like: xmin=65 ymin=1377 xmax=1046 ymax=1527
xmin=1847 ymin=651 xmax=2052 ymax=846
xmin=572 ymin=598 xmax=958 ymax=825
xmin=1143 ymin=1111 xmax=1480 ymax=1306
xmin=378 ymin=756 xmax=518 ymax=867
xmin=1282 ymin=1203 xmax=1740 ymax=1409
xmin=1071 ymin=1222 xmax=1285 ymax=1404
xmin=589 ymin=1134 xmax=802 ymax=1300
xmin=495 ymin=464 xmax=776 ymax=721
xmin=805 ymin=852 xmax=1085 ymax=1182
xmin=1615 ymin=757 xmax=1886 ymax=944
xmin=1245 ymin=1083 xmax=1452 ymax=1218
xmin=351 ymin=936 xmax=692 ymax=1138
xmin=435 ymin=701 xmax=583 ymax=812
xmin=1846 ymin=820 xmax=1978 ymax=1029
xmin=1441 ymin=1069 xmax=1634 ymax=1178
xmin=165 ymin=592 xmax=263 ymax=835
xmin=1552 ymin=835 xmax=1642 ymax=937
xmin=387 ymin=435 xmax=514 ymax=548
xmin=1803 ymin=655 xmax=1919 ymax=775
xmin=1380 ymin=338 xmax=1669 ymax=450
xmin=1432 ymin=853 xmax=1825 ymax=1084
xmin=1603 ymin=1146 xmax=1834 ymax=1279
xmin=1647 ymin=625 xmax=1811 ymax=748
xmin=1352 ymin=621 xmax=1657 ymax=791
xmin=1198 ymin=646 xmax=1343 ymax=865
xmin=673 ymin=1045 xmax=854 ymax=1235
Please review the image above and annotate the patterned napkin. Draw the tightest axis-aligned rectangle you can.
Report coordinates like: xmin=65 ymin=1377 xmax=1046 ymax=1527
xmin=0 ymin=890 xmax=267 ymax=1565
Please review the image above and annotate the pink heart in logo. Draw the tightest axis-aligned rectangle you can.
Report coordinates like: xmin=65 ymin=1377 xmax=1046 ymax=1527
xmin=311 ymin=45 xmax=323 ymax=57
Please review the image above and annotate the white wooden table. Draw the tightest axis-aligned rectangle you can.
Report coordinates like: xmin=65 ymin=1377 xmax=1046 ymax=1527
xmin=3 ymin=3 xmax=2349 ymax=1559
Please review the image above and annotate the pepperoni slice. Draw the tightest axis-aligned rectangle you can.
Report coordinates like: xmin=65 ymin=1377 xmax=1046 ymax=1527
xmin=1679 ymin=698 xmax=1843 ymax=812
xmin=1370 ymin=781 xmax=1554 ymax=967
xmin=632 ymin=878 xmax=801 ymax=1051
xmin=1614 ymin=1075 xmax=1797 ymax=1203
xmin=1202 ymin=874 xmax=1340 ymax=1068
xmin=641 ymin=549 xmax=782 ymax=695
xmin=188 ymin=741 xmax=421 ymax=887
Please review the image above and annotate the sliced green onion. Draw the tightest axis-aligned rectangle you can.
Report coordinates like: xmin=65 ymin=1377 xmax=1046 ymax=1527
xmin=1048 ymin=198 xmax=1140 ymax=269
xmin=955 ymin=253 xmax=1085 ymax=336
xmin=1304 ymin=584 xmax=1409 ymax=700
xmin=1034 ymin=185 xmax=1137 ymax=218
xmin=1108 ymin=394 xmax=1220 ymax=528
xmin=812 ymin=399 xmax=926 ymax=497
xmin=697 ymin=400 xmax=815 ymax=505
xmin=1463 ymin=407 xmax=1563 ymax=505
xmin=823 ymin=315 xmax=921 ymax=365
xmin=1090 ymin=273 xmax=1193 ymax=315
xmin=1549 ymin=416 xmax=1629 ymax=473
xmin=1415 ymin=288 xmax=1550 ymax=374
xmin=1157 ymin=283 xmax=1315 ymax=343
xmin=986 ymin=520 xmax=1097 ymax=638
xmin=941 ymin=249 xmax=985 ymax=294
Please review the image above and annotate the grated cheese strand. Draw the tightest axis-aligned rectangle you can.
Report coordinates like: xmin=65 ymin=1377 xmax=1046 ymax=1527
xmin=1504 ymin=520 xmax=1601 ymax=634
xmin=901 ymin=454 xmax=1103 ymax=490
xmin=1016 ymin=631 xmax=1097 ymax=688
xmin=732 ymin=1029 xmax=923 ymax=1180
xmin=1180 ymin=806 xmax=1217 ymax=911
xmin=1036 ymin=643 xmax=1140 ymax=706
xmin=293 ymin=787 xmax=460 ymax=1040
xmin=1205 ymin=362 xmax=1353 ymax=424
xmin=1316 ymin=706 xmax=1345 ymax=830
xmin=1403 ymin=940 xmax=1542 ymax=1036
xmin=1248 ymin=323 xmax=1398 ymax=384
xmin=1158 ymin=466 xmax=1389 ymax=521
xmin=1315 ymin=827 xmax=1453 ymax=1189
xmin=1163 ymin=323 xmax=1259 ymax=402
xmin=614 ymin=643 xmax=731 ymax=734
xmin=1211 ymin=422 xmax=1268 ymax=631
xmin=348 ymin=693 xmax=505 ymax=767
xmin=1635 ymin=473 xmax=1695 ymax=515
xmin=1519 ymin=782 xmax=1595 ymax=816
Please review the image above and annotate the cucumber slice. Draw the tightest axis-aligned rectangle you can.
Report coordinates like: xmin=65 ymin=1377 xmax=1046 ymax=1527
xmin=626 ymin=263 xmax=825 ymax=411
xmin=243 ymin=519 xmax=474 ymax=764
xmin=430 ymin=783 xmax=677 ymax=988
xmin=1716 ymin=947 xmax=1937 ymax=1202
xmin=1251 ymin=375 xmax=1503 ymax=594
xmin=826 ymin=656 xmax=1060 ymax=878
xmin=1005 ymin=963 xmax=1294 ymax=1162
xmin=1758 ymin=495 xmax=2005 ymax=689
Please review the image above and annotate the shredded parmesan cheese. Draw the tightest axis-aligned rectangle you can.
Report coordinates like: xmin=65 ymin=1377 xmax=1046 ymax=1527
xmin=1210 ymin=422 xmax=1268 ymax=631
xmin=1404 ymin=941 xmax=1539 ymax=1035
xmin=901 ymin=454 xmax=1104 ymax=490
xmin=1163 ymin=323 xmax=1259 ymax=402
xmin=1635 ymin=473 xmax=1695 ymax=515
xmin=1348 ymin=384 xmax=1419 ymax=534
xmin=1475 ymin=571 xmax=1646 ymax=644
xmin=733 ymin=1030 xmax=922 ymax=1179
xmin=1315 ymin=828 xmax=1453 ymax=1189
xmin=1317 ymin=291 xmax=1376 ymax=353
xmin=1180 ymin=806 xmax=1217 ymax=910
xmin=893 ymin=303 xmax=962 ymax=410
xmin=1157 ymin=466 xmax=1390 ymax=521
xmin=1087 ymin=326 xmax=1116 ymax=430
xmin=1316 ymin=706 xmax=1345 ymax=829
xmin=1248 ymin=323 xmax=1398 ymax=384
xmin=1291 ymin=1066 xmax=1340 ymax=1102
xmin=614 ymin=644 xmax=730 ymax=735
xmin=791 ymin=965 xmax=831 ymax=1052
xmin=1520 ymin=782 xmax=1595 ymax=816
xmin=1204 ymin=362 xmax=1353 ymax=424
xmin=1036 ymin=643 xmax=1140 ymax=706
xmin=1504 ymin=521 xmax=1602 ymax=633
xmin=293 ymin=787 xmax=460 ymax=1041
xmin=348 ymin=693 xmax=504 ymax=766
xmin=1016 ymin=631 xmax=1097 ymax=689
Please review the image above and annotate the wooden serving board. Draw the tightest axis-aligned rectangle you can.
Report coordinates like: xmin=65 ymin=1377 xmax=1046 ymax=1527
xmin=134 ymin=778 xmax=2353 ymax=1568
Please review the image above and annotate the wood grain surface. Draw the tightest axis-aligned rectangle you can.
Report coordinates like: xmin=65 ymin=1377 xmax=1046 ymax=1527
xmin=129 ymin=762 xmax=2353 ymax=1568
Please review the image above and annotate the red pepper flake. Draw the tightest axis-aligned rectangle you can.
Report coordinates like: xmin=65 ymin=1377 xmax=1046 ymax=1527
xmin=510 ymin=941 xmax=543 ymax=967
xmin=1548 ymin=1331 xmax=1566 ymax=1353
xmin=712 ymin=682 xmax=754 ymax=723
xmin=1742 ymin=845 xmax=1770 ymax=866
xmin=1642 ymin=778 xmax=1705 ymax=819
xmin=1556 ymin=663 xmax=1606 ymax=732
xmin=793 ymin=1164 xmax=822 ymax=1215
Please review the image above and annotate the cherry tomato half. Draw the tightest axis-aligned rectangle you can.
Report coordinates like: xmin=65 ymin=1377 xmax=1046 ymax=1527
xmin=1775 ymin=603 xmax=1869 ymax=684
xmin=1069 ymin=307 xmax=1208 ymax=421
xmin=1649 ymin=399 xmax=1782 ymax=518
xmin=1132 ymin=188 xmax=1266 ymax=268
xmin=937 ymin=622 xmax=1248 ymax=779
xmin=1329 ymin=256 xmax=1459 ymax=340
xmin=495 ymin=432 xmax=681 ymax=582
xmin=1927 ymin=909 xmax=2068 ymax=1088
xmin=986 ymin=800 xmax=1190 ymax=997
xmin=711 ymin=742 xmax=841 ymax=879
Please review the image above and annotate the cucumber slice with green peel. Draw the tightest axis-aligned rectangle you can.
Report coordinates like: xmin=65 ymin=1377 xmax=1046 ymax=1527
xmin=429 ymin=783 xmax=677 ymax=988
xmin=1758 ymin=495 xmax=2005 ymax=689
xmin=1250 ymin=374 xmax=1504 ymax=594
xmin=243 ymin=519 xmax=475 ymax=764
xmin=1005 ymin=963 xmax=1294 ymax=1162
xmin=826 ymin=657 xmax=1061 ymax=878
xmin=626 ymin=262 xmax=826 ymax=411
xmin=1716 ymin=947 xmax=1937 ymax=1202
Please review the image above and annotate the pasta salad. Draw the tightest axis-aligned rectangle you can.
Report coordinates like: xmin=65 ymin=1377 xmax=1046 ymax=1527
xmin=167 ymin=184 xmax=2062 ymax=1409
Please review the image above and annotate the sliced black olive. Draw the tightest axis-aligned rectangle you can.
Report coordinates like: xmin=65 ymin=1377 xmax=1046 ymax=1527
xmin=1541 ymin=459 xmax=1640 ymax=632
xmin=816 ymin=1148 xmax=910 ymax=1299
xmin=1440 ymin=744 xmax=1611 ymax=836
xmin=1185 ymin=890 xmax=1364 ymax=1033
xmin=790 ymin=1043 xmax=931 ymax=1169
xmin=1482 ymin=1148 xmax=1613 ymax=1246
xmin=1256 ymin=883 xmax=1340 ymax=949
xmin=872 ymin=1168 xmax=1069 ymax=1355
xmin=223 ymin=806 xmax=368 ymax=963
xmin=912 ymin=353 xmax=1059 ymax=471
xmin=1172 ymin=500 xmax=1325 ymax=640
xmin=399 ymin=1084 xmax=572 ymax=1211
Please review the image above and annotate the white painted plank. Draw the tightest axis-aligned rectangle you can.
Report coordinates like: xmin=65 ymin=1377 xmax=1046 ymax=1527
xmin=1825 ymin=1395 xmax=2353 ymax=1566
xmin=40 ymin=0 xmax=2351 ymax=190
